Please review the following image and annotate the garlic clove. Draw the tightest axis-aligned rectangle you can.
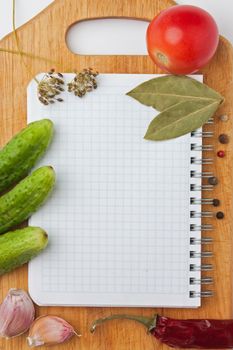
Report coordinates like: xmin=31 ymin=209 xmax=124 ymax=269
xmin=27 ymin=315 xmax=80 ymax=347
xmin=0 ymin=288 xmax=35 ymax=338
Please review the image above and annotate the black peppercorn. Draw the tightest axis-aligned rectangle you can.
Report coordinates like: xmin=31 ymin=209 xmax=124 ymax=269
xmin=213 ymin=199 xmax=220 ymax=207
xmin=218 ymin=134 xmax=229 ymax=144
xmin=216 ymin=211 xmax=224 ymax=219
xmin=208 ymin=177 xmax=218 ymax=186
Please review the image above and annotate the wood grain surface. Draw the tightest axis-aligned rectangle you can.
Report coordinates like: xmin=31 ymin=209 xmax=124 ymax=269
xmin=0 ymin=0 xmax=233 ymax=349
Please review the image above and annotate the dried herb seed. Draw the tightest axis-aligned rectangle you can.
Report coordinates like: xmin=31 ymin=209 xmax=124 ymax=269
xmin=37 ymin=70 xmax=65 ymax=105
xmin=67 ymin=68 xmax=99 ymax=98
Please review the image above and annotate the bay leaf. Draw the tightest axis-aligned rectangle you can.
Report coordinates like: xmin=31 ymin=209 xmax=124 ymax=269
xmin=144 ymin=99 xmax=220 ymax=141
xmin=127 ymin=75 xmax=223 ymax=112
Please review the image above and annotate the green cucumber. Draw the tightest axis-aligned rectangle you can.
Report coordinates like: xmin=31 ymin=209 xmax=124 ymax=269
xmin=0 ymin=119 xmax=53 ymax=193
xmin=0 ymin=166 xmax=55 ymax=234
xmin=0 ymin=226 xmax=48 ymax=275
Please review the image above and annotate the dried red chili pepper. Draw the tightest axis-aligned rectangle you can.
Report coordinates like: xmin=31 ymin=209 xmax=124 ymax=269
xmin=90 ymin=314 xmax=233 ymax=349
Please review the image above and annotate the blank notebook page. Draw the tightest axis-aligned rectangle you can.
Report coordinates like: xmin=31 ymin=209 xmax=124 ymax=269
xmin=28 ymin=74 xmax=202 ymax=307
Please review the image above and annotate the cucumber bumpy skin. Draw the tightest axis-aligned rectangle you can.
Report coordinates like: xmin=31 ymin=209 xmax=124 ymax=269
xmin=0 ymin=166 xmax=55 ymax=234
xmin=0 ymin=119 xmax=53 ymax=193
xmin=0 ymin=226 xmax=48 ymax=275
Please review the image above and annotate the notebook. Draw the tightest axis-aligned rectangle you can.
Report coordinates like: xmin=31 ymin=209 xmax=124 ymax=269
xmin=28 ymin=73 xmax=203 ymax=307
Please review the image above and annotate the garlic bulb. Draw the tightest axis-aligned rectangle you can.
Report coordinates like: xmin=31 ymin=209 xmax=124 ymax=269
xmin=0 ymin=289 xmax=35 ymax=338
xmin=27 ymin=315 xmax=80 ymax=347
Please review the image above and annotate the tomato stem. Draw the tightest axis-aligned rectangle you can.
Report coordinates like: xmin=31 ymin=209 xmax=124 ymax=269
xmin=156 ymin=52 xmax=169 ymax=66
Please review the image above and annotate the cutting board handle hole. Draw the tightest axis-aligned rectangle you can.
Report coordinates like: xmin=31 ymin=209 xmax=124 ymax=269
xmin=66 ymin=18 xmax=149 ymax=55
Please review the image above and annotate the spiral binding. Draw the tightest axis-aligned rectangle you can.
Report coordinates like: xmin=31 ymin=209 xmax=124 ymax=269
xmin=206 ymin=117 xmax=214 ymax=125
xmin=189 ymin=125 xmax=214 ymax=298
xmin=190 ymin=277 xmax=213 ymax=285
xmin=190 ymin=251 xmax=213 ymax=258
xmin=191 ymin=144 xmax=214 ymax=151
xmin=190 ymin=184 xmax=213 ymax=191
xmin=190 ymin=237 xmax=213 ymax=244
xmin=191 ymin=157 xmax=213 ymax=164
xmin=190 ymin=291 xmax=214 ymax=297
xmin=191 ymin=131 xmax=214 ymax=137
xmin=190 ymin=224 xmax=213 ymax=231
xmin=190 ymin=171 xmax=214 ymax=178
xmin=190 ymin=198 xmax=217 ymax=205
xmin=190 ymin=211 xmax=214 ymax=218
xmin=190 ymin=264 xmax=213 ymax=271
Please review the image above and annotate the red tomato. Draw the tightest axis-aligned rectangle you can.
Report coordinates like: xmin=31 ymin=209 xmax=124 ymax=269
xmin=146 ymin=5 xmax=219 ymax=74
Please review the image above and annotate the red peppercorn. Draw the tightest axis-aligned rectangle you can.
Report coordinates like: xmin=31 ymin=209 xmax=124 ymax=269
xmin=217 ymin=150 xmax=225 ymax=158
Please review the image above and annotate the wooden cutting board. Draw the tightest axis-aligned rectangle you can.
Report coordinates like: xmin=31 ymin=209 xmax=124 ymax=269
xmin=0 ymin=0 xmax=233 ymax=349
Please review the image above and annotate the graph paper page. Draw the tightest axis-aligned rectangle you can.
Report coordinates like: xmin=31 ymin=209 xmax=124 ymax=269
xmin=28 ymin=74 xmax=202 ymax=307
